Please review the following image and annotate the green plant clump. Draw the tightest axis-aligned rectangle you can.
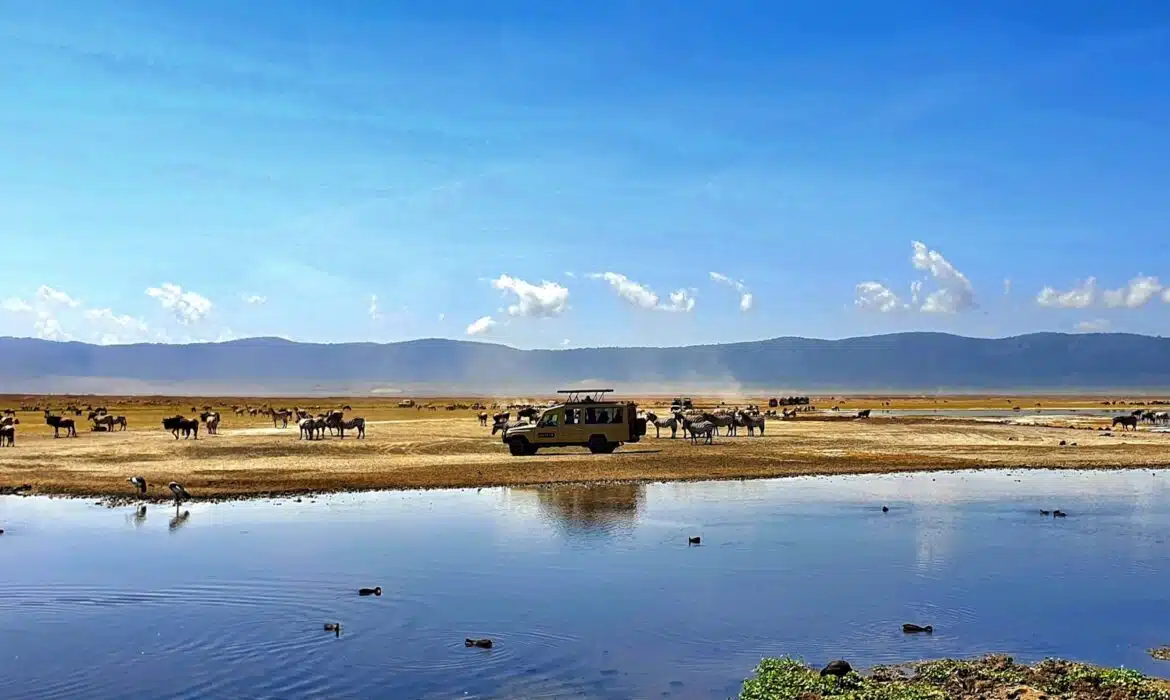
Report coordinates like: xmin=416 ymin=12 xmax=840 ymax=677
xmin=739 ymin=655 xmax=1170 ymax=700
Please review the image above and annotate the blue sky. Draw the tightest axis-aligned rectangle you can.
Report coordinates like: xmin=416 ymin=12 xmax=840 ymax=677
xmin=3 ymin=1 xmax=1170 ymax=348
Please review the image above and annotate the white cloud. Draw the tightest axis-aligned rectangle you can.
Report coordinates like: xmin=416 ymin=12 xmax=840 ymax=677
xmin=466 ymin=315 xmax=496 ymax=336
xmin=561 ymin=338 xmax=570 ymax=346
xmin=243 ymin=294 xmax=267 ymax=305
xmin=146 ymin=283 xmax=212 ymax=324
xmin=590 ymin=272 xmax=659 ymax=309
xmin=854 ymin=282 xmax=902 ymax=313
xmin=1075 ymin=318 xmax=1111 ymax=332
xmin=490 ymin=275 xmax=570 ymax=318
xmin=34 ymin=312 xmax=71 ymax=341
xmin=83 ymin=308 xmax=151 ymax=344
xmin=1036 ymin=278 xmax=1097 ymax=309
xmin=36 ymin=285 xmax=80 ymax=308
xmin=1 ymin=298 xmax=33 ymax=313
xmin=663 ymin=289 xmax=696 ymax=313
xmin=909 ymin=280 xmax=923 ymax=307
xmin=910 ymin=241 xmax=975 ymax=313
xmin=1163 ymin=289 xmax=1170 ymax=304
xmin=438 ymin=313 xmax=446 ymax=321
xmin=216 ymin=328 xmax=237 ymax=342
xmin=1103 ymin=275 xmax=1161 ymax=309
xmin=1003 ymin=279 xmax=1012 ymax=295
xmin=709 ymin=272 xmax=753 ymax=312
xmin=368 ymin=294 xmax=382 ymax=320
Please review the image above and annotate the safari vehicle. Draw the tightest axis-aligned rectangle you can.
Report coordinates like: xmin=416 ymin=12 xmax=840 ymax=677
xmin=501 ymin=389 xmax=647 ymax=456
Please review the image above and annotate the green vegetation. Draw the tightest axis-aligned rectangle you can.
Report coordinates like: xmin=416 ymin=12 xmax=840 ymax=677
xmin=739 ymin=655 xmax=1170 ymax=700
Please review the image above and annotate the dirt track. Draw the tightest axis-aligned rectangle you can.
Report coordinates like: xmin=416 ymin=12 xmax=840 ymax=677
xmin=2 ymin=395 xmax=1168 ymax=499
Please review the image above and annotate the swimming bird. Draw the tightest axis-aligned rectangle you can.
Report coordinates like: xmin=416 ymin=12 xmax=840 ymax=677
xmin=128 ymin=476 xmax=147 ymax=496
xmin=1053 ymin=509 xmax=1067 ymax=518
xmin=465 ymin=638 xmax=493 ymax=649
xmin=688 ymin=536 xmax=701 ymax=545
xmin=167 ymin=481 xmax=190 ymax=505
xmin=902 ymin=623 xmax=933 ymax=634
xmin=882 ymin=506 xmax=889 ymax=513
xmin=358 ymin=587 xmax=382 ymax=596
xmin=324 ymin=623 xmax=341 ymax=636
xmin=1040 ymin=509 xmax=1051 ymax=515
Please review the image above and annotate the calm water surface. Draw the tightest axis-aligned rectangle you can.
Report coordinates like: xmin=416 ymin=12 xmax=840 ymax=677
xmin=2 ymin=470 xmax=1170 ymax=699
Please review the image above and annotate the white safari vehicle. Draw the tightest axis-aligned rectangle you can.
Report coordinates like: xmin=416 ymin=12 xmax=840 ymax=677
xmin=501 ymin=389 xmax=648 ymax=456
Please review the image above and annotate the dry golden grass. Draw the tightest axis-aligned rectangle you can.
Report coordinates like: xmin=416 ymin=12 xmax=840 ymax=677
xmin=1 ymin=393 xmax=1167 ymax=499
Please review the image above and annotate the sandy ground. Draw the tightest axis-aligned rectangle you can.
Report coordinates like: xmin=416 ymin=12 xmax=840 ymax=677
xmin=1 ymin=394 xmax=1168 ymax=499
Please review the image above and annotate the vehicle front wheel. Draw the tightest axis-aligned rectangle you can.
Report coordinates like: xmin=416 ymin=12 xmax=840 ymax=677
xmin=508 ymin=438 xmax=529 ymax=456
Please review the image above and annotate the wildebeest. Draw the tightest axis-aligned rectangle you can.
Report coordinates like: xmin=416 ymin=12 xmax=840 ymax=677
xmin=478 ymin=412 xmax=489 ymax=427
xmin=1112 ymin=415 xmax=1139 ymax=431
xmin=855 ymin=409 xmax=872 ymax=419
xmin=517 ymin=406 xmax=540 ymax=422
xmin=162 ymin=415 xmax=199 ymax=439
xmin=200 ymin=411 xmax=221 ymax=435
xmin=44 ymin=410 xmax=77 ymax=438
xmin=0 ymin=424 xmax=14 ymax=447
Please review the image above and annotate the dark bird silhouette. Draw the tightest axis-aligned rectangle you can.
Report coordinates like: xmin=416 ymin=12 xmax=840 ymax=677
xmin=902 ymin=623 xmax=933 ymax=634
xmin=167 ymin=481 xmax=190 ymax=505
xmin=688 ymin=536 xmax=701 ymax=545
xmin=882 ymin=506 xmax=889 ymax=512
xmin=324 ymin=623 xmax=341 ymax=636
xmin=1040 ymin=509 xmax=1051 ymax=515
xmin=358 ymin=587 xmax=382 ymax=596
xmin=1053 ymin=509 xmax=1067 ymax=518
xmin=821 ymin=660 xmax=852 ymax=678
xmin=465 ymin=638 xmax=493 ymax=649
xmin=128 ymin=476 xmax=147 ymax=496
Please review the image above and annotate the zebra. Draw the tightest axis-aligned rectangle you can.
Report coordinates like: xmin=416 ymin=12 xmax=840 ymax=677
xmin=644 ymin=412 xmax=679 ymax=438
xmin=682 ymin=418 xmax=715 ymax=445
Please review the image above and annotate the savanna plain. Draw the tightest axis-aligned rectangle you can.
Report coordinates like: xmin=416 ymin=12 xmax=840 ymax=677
xmin=3 ymin=393 xmax=1169 ymax=500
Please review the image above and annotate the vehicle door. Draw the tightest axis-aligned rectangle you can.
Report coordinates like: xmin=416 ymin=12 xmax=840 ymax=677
xmin=534 ymin=409 xmax=562 ymax=445
xmin=560 ymin=406 xmax=587 ymax=445
xmin=583 ymin=405 xmax=618 ymax=442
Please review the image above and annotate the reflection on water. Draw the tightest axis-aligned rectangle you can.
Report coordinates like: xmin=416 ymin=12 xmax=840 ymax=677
xmin=515 ymin=484 xmax=644 ymax=538
xmin=1 ymin=470 xmax=1169 ymax=700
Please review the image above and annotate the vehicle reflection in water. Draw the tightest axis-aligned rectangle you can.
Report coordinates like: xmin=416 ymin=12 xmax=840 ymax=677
xmin=514 ymin=483 xmax=644 ymax=540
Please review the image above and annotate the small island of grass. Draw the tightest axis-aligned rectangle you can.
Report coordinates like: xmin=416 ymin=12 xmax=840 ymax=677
xmin=740 ymin=655 xmax=1170 ymax=700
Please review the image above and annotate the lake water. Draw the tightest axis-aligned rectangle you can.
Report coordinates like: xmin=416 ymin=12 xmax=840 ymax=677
xmin=2 ymin=470 xmax=1170 ymax=700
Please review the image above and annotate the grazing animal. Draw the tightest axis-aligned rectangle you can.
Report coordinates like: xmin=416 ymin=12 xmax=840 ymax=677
xmin=644 ymin=412 xmax=678 ymax=438
xmin=168 ymin=481 xmax=191 ymax=505
xmin=478 ymin=412 xmax=489 ymax=427
xmin=91 ymin=414 xmax=125 ymax=432
xmin=358 ymin=587 xmax=382 ymax=596
xmin=200 ymin=411 xmax=221 ymax=435
xmin=1112 ymin=415 xmax=1139 ymax=431
xmin=161 ymin=415 xmax=199 ymax=439
xmin=682 ymin=418 xmax=715 ymax=445
xmin=465 ymin=638 xmax=493 ymax=649
xmin=270 ymin=408 xmax=292 ymax=428
xmin=739 ymin=411 xmax=766 ymax=436
xmin=323 ymin=410 xmax=344 ymax=436
xmin=855 ymin=409 xmax=872 ymax=419
xmin=903 ymin=624 xmax=933 ymax=634
xmin=517 ymin=406 xmax=540 ymax=422
xmin=703 ymin=412 xmax=737 ymax=436
xmin=44 ymin=410 xmax=77 ymax=438
xmin=128 ymin=476 xmax=147 ymax=496
xmin=0 ymin=424 xmax=14 ymax=447
xmin=339 ymin=417 xmax=365 ymax=439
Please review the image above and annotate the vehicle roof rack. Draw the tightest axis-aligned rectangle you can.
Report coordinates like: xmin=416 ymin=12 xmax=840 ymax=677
xmin=556 ymin=388 xmax=614 ymax=403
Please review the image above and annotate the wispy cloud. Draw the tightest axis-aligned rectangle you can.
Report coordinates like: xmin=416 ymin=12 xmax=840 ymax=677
xmin=1003 ymin=279 xmax=1012 ymax=295
xmin=1 ymin=298 xmax=33 ymax=313
xmin=491 ymin=275 xmax=569 ymax=317
xmin=146 ymin=283 xmax=212 ymax=324
xmin=1036 ymin=278 xmax=1097 ymax=309
xmin=590 ymin=272 xmax=696 ymax=312
xmin=466 ymin=315 xmax=496 ymax=336
xmin=1075 ymin=318 xmax=1111 ymax=332
xmin=1103 ymin=275 xmax=1161 ymax=308
xmin=243 ymin=294 xmax=267 ymax=305
xmin=83 ymin=308 xmax=151 ymax=344
xmin=709 ymin=272 xmax=753 ymax=312
xmin=368 ymin=294 xmax=382 ymax=320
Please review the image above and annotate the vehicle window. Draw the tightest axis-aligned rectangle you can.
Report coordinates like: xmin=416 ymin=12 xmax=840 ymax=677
xmin=586 ymin=408 xmax=616 ymax=424
xmin=539 ymin=411 xmax=559 ymax=427
xmin=610 ymin=408 xmax=623 ymax=423
xmin=564 ymin=408 xmax=579 ymax=425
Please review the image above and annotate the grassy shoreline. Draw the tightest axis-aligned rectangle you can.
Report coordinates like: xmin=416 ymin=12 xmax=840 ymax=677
xmin=740 ymin=655 xmax=1170 ymax=700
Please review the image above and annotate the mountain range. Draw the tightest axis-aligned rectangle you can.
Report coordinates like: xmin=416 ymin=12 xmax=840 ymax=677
xmin=0 ymin=333 xmax=1168 ymax=395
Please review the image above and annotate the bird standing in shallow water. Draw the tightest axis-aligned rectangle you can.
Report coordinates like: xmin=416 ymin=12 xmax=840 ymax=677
xmin=128 ymin=476 xmax=146 ymax=496
xmin=167 ymin=481 xmax=190 ymax=505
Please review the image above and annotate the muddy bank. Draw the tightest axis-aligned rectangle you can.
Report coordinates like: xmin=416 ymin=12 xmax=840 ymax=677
xmin=739 ymin=654 xmax=1170 ymax=699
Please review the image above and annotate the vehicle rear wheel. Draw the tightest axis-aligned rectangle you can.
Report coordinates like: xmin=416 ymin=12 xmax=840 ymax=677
xmin=588 ymin=436 xmax=617 ymax=454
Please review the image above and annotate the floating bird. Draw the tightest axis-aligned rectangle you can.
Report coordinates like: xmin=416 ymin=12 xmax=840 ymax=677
xmin=688 ymin=536 xmax=701 ymax=545
xmin=882 ymin=506 xmax=889 ymax=513
xmin=324 ymin=623 xmax=341 ymax=636
xmin=1053 ymin=509 xmax=1067 ymax=518
xmin=128 ymin=476 xmax=147 ymax=496
xmin=358 ymin=587 xmax=382 ymax=596
xmin=465 ymin=638 xmax=493 ymax=649
xmin=1040 ymin=509 xmax=1051 ymax=515
xmin=167 ymin=481 xmax=190 ymax=505
xmin=902 ymin=623 xmax=933 ymax=634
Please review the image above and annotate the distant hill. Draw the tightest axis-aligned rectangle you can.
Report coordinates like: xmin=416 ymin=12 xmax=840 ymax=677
xmin=0 ymin=333 xmax=1169 ymax=395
